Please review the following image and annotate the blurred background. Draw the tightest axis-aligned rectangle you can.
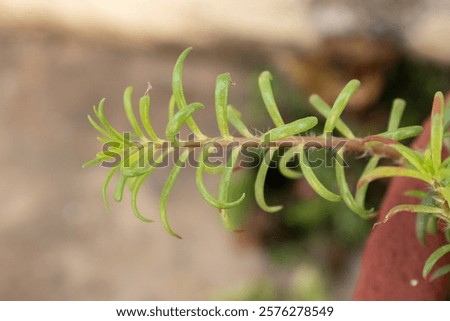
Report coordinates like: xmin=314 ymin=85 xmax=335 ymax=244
xmin=0 ymin=0 xmax=449 ymax=300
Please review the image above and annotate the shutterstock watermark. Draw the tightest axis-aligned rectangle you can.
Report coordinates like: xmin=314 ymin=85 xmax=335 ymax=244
xmin=100 ymin=132 xmax=348 ymax=170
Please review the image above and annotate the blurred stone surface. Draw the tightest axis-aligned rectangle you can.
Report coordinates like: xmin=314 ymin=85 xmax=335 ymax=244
xmin=0 ymin=32 xmax=267 ymax=300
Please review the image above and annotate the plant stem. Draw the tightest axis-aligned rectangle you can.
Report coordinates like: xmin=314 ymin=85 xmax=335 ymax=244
xmin=143 ymin=136 xmax=402 ymax=161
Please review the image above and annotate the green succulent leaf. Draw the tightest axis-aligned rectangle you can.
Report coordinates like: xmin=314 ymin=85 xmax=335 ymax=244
xmin=215 ymin=73 xmax=232 ymax=138
xmin=263 ymin=117 xmax=318 ymax=142
xmin=123 ymin=87 xmax=146 ymax=140
xmin=298 ymin=146 xmax=342 ymax=202
xmin=113 ymin=174 xmax=128 ymax=202
xmin=218 ymin=146 xmax=246 ymax=229
xmin=377 ymin=126 xmax=423 ymax=141
xmin=309 ymin=94 xmax=355 ymax=139
xmin=87 ymin=114 xmax=113 ymax=140
xmin=431 ymin=92 xmax=445 ymax=171
xmin=93 ymin=98 xmax=125 ymax=142
xmin=335 ymin=149 xmax=373 ymax=217
xmin=102 ymin=166 xmax=120 ymax=211
xmin=172 ymin=47 xmax=206 ymax=139
xmin=227 ymin=105 xmax=255 ymax=138
xmin=258 ymin=71 xmax=285 ymax=127
xmin=160 ymin=149 xmax=191 ymax=239
xmin=355 ymin=156 xmax=380 ymax=207
xmin=166 ymin=102 xmax=204 ymax=142
xmin=423 ymin=244 xmax=450 ymax=279
xmin=388 ymin=144 xmax=426 ymax=172
xmin=139 ymin=95 xmax=160 ymax=142
xmin=255 ymin=148 xmax=283 ymax=212
xmin=130 ymin=148 xmax=172 ymax=223
xmin=382 ymin=204 xmax=443 ymax=224
xmin=323 ymin=79 xmax=360 ymax=135
xmin=387 ymin=99 xmax=406 ymax=131
xmin=358 ymin=166 xmax=433 ymax=188
xmin=196 ymin=147 xmax=245 ymax=209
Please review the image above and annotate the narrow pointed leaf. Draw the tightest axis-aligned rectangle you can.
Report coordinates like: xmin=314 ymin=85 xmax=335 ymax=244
xmin=382 ymin=204 xmax=443 ymax=224
xmin=218 ymin=146 xmax=245 ymax=205
xmin=215 ymin=73 xmax=232 ymax=138
xmin=258 ymin=71 xmax=285 ymax=127
xmin=139 ymin=95 xmax=160 ymax=142
xmin=335 ymin=149 xmax=373 ymax=217
xmin=430 ymin=264 xmax=450 ymax=280
xmin=255 ymin=148 xmax=283 ymax=212
xmin=263 ymin=117 xmax=318 ymax=142
xmin=388 ymin=144 xmax=426 ymax=171
xmin=227 ymin=105 xmax=255 ymax=138
xmin=93 ymin=98 xmax=125 ymax=143
xmin=102 ymin=166 xmax=120 ymax=211
xmin=172 ymin=47 xmax=205 ymax=139
xmin=355 ymin=156 xmax=380 ymax=207
xmin=299 ymin=147 xmax=342 ymax=202
xmin=387 ymin=99 xmax=406 ymax=131
xmin=416 ymin=213 xmax=429 ymax=245
xmin=123 ymin=87 xmax=146 ymax=140
xmin=165 ymin=102 xmax=204 ymax=141
xmin=196 ymin=148 xmax=245 ymax=209
xmin=168 ymin=95 xmax=176 ymax=121
xmin=160 ymin=149 xmax=191 ymax=239
xmin=357 ymin=166 xmax=432 ymax=188
xmin=423 ymin=244 xmax=450 ymax=278
xmin=218 ymin=146 xmax=246 ymax=229
xmin=114 ymin=175 xmax=128 ymax=202
xmin=376 ymin=126 xmax=423 ymax=141
xmin=131 ymin=174 xmax=154 ymax=222
xmin=87 ymin=115 xmax=113 ymax=139
xmin=309 ymin=94 xmax=355 ymax=138
xmin=131 ymin=148 xmax=172 ymax=222
xmin=324 ymin=79 xmax=360 ymax=135
xmin=431 ymin=92 xmax=445 ymax=171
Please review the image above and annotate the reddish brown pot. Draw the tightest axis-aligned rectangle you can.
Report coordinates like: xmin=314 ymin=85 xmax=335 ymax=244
xmin=353 ymin=118 xmax=450 ymax=300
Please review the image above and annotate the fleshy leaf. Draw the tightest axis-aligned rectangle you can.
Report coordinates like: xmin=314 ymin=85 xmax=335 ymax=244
xmin=139 ymin=95 xmax=160 ymax=142
xmin=388 ymin=144 xmax=426 ymax=172
xmin=227 ymin=105 xmax=255 ymax=138
xmin=423 ymin=244 xmax=450 ymax=278
xmin=376 ymin=126 xmax=423 ymax=141
xmin=323 ymin=79 xmax=360 ymax=135
xmin=218 ymin=146 xmax=246 ymax=229
xmin=298 ymin=146 xmax=341 ymax=202
xmin=387 ymin=99 xmax=406 ymax=131
xmin=357 ymin=166 xmax=432 ymax=188
xmin=165 ymin=102 xmax=204 ymax=142
xmin=263 ymin=117 xmax=318 ymax=142
xmin=215 ymin=73 xmax=232 ymax=138
xmin=196 ymin=147 xmax=245 ymax=209
xmin=123 ymin=87 xmax=146 ymax=140
xmin=381 ymin=204 xmax=443 ymax=224
xmin=431 ymin=92 xmax=445 ymax=171
xmin=258 ymin=71 xmax=285 ymax=127
xmin=255 ymin=148 xmax=283 ymax=212
xmin=335 ymin=149 xmax=373 ymax=217
xmin=309 ymin=94 xmax=355 ymax=139
xmin=355 ymin=156 xmax=380 ymax=207
xmin=159 ymin=149 xmax=191 ymax=239
xmin=172 ymin=47 xmax=206 ymax=139
xmin=113 ymin=175 xmax=128 ymax=202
